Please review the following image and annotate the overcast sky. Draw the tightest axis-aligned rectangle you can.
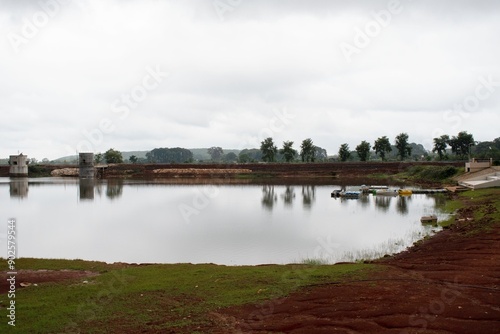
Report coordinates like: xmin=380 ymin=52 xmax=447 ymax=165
xmin=1 ymin=0 xmax=499 ymax=160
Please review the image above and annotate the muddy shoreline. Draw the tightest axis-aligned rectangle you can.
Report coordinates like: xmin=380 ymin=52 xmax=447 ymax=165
xmin=218 ymin=192 xmax=500 ymax=333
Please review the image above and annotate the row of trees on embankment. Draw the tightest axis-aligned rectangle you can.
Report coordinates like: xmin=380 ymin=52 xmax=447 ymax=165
xmin=256 ymin=131 xmax=499 ymax=164
xmin=5 ymin=131 xmax=499 ymax=166
xmin=126 ymin=132 xmax=497 ymax=165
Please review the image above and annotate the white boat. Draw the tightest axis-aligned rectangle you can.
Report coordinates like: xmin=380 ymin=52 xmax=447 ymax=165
xmin=340 ymin=191 xmax=361 ymax=199
xmin=369 ymin=185 xmax=389 ymax=190
xmin=375 ymin=189 xmax=398 ymax=196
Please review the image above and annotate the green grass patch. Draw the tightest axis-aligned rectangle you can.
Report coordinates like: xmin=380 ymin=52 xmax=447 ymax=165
xmin=398 ymin=165 xmax=461 ymax=183
xmin=438 ymin=188 xmax=500 ymax=230
xmin=3 ymin=259 xmax=377 ymax=333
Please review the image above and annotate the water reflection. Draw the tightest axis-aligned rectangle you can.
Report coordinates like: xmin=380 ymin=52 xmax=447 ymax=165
xmin=79 ymin=179 xmax=95 ymax=201
xmin=6 ymin=179 xmax=124 ymax=201
xmin=10 ymin=178 xmax=28 ymax=199
xmin=1 ymin=179 xmax=447 ymax=265
xmin=359 ymin=194 xmax=370 ymax=207
xmin=281 ymin=185 xmax=295 ymax=206
xmin=375 ymin=196 xmax=392 ymax=212
xmin=302 ymin=185 xmax=315 ymax=209
xmin=430 ymin=193 xmax=447 ymax=207
xmin=262 ymin=185 xmax=277 ymax=210
xmin=261 ymin=185 xmax=317 ymax=210
xmin=106 ymin=180 xmax=124 ymax=200
xmin=80 ymin=179 xmax=124 ymax=201
xmin=396 ymin=195 xmax=411 ymax=215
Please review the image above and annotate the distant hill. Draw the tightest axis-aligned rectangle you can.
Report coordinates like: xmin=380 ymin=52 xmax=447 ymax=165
xmin=189 ymin=148 xmax=241 ymax=161
xmin=53 ymin=149 xmax=242 ymax=163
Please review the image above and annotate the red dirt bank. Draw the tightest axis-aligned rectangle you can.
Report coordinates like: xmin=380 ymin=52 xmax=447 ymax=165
xmin=0 ymin=161 xmax=463 ymax=179
xmin=217 ymin=207 xmax=500 ymax=333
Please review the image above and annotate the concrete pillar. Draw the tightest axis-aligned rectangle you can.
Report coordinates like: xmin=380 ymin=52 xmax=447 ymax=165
xmin=9 ymin=154 xmax=28 ymax=177
xmin=79 ymin=153 xmax=95 ymax=178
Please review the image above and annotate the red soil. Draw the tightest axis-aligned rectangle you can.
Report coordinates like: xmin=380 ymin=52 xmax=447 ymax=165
xmin=216 ymin=211 xmax=500 ymax=333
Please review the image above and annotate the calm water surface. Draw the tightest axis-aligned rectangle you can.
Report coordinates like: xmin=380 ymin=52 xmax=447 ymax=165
xmin=1 ymin=177 xmax=448 ymax=265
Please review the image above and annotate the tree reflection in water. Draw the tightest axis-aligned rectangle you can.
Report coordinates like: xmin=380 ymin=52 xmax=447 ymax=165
xmin=261 ymin=185 xmax=277 ymax=210
xmin=375 ymin=196 xmax=392 ymax=212
xmin=281 ymin=185 xmax=295 ymax=207
xmin=106 ymin=180 xmax=124 ymax=200
xmin=302 ymin=185 xmax=315 ymax=209
xmin=396 ymin=195 xmax=411 ymax=215
xmin=359 ymin=193 xmax=370 ymax=207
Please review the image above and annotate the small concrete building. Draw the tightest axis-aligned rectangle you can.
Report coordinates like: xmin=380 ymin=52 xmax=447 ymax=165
xmin=465 ymin=158 xmax=493 ymax=173
xmin=79 ymin=152 xmax=95 ymax=178
xmin=9 ymin=154 xmax=28 ymax=177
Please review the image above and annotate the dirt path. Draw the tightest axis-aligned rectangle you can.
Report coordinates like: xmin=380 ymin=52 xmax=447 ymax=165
xmin=218 ymin=217 xmax=500 ymax=333
xmin=0 ymin=269 xmax=99 ymax=294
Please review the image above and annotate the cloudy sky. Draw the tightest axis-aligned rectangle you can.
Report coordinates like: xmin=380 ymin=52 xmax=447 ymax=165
xmin=1 ymin=0 xmax=499 ymax=160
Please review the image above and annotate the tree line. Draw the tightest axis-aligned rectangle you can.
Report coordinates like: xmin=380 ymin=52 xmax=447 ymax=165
xmin=19 ymin=130 xmax=497 ymax=165
xmin=257 ymin=131 xmax=481 ymax=163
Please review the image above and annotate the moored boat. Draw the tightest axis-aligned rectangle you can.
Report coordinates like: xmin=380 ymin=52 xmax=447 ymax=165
xmin=331 ymin=189 xmax=342 ymax=197
xmin=375 ymin=189 xmax=398 ymax=196
xmin=340 ymin=191 xmax=361 ymax=199
xmin=398 ymin=189 xmax=412 ymax=196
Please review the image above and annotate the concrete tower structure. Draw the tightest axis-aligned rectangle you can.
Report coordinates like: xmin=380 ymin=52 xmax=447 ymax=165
xmin=79 ymin=152 xmax=95 ymax=178
xmin=9 ymin=154 xmax=28 ymax=177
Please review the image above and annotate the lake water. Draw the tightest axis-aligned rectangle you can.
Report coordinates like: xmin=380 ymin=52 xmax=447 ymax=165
xmin=0 ymin=177 xmax=448 ymax=265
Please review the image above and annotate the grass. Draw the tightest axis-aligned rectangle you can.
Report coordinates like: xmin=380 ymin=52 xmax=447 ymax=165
xmin=397 ymin=165 xmax=462 ymax=183
xmin=437 ymin=187 xmax=500 ymax=229
xmin=27 ymin=165 xmax=53 ymax=177
xmin=1 ymin=259 xmax=376 ymax=333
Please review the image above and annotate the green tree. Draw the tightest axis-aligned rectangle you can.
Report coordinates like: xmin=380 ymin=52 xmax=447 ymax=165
xmin=129 ymin=155 xmax=138 ymax=164
xmin=338 ymin=143 xmax=351 ymax=162
xmin=300 ymin=138 xmax=315 ymax=162
xmin=260 ymin=137 xmax=278 ymax=162
xmin=239 ymin=149 xmax=262 ymax=162
xmin=146 ymin=148 xmax=193 ymax=163
xmin=448 ymin=131 xmax=474 ymax=159
xmin=395 ymin=133 xmax=412 ymax=161
xmin=223 ymin=152 xmax=238 ymax=163
xmin=432 ymin=135 xmax=450 ymax=160
xmin=373 ymin=136 xmax=392 ymax=161
xmin=280 ymin=141 xmax=297 ymax=162
xmin=314 ymin=146 xmax=328 ymax=162
xmin=94 ymin=153 xmax=103 ymax=164
xmin=355 ymin=140 xmax=371 ymax=161
xmin=207 ymin=147 xmax=224 ymax=162
xmin=104 ymin=148 xmax=123 ymax=164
